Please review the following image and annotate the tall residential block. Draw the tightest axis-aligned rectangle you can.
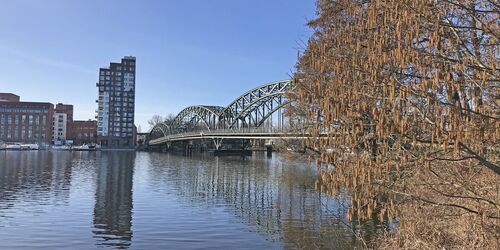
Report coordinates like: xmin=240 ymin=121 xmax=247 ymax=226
xmin=96 ymin=56 xmax=136 ymax=148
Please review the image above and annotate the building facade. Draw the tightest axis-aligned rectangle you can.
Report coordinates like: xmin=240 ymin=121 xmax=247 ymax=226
xmin=52 ymin=112 xmax=67 ymax=145
xmin=0 ymin=93 xmax=20 ymax=102
xmin=67 ymin=120 xmax=97 ymax=145
xmin=55 ymin=103 xmax=73 ymax=122
xmin=52 ymin=103 xmax=73 ymax=145
xmin=96 ymin=56 xmax=136 ymax=148
xmin=0 ymin=101 xmax=54 ymax=144
xmin=136 ymin=132 xmax=148 ymax=145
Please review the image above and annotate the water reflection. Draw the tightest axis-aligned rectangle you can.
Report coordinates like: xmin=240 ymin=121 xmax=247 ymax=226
xmin=0 ymin=152 xmax=72 ymax=214
xmin=93 ymin=152 xmax=134 ymax=248
xmin=147 ymin=153 xmax=362 ymax=249
xmin=0 ymin=151 xmax=370 ymax=249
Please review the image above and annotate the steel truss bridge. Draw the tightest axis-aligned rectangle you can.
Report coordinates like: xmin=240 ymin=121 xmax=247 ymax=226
xmin=148 ymin=80 xmax=295 ymax=149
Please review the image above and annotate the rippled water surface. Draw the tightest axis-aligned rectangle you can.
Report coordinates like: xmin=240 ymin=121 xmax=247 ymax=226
xmin=0 ymin=151 xmax=363 ymax=249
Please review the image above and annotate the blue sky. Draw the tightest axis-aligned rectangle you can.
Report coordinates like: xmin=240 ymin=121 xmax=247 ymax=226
xmin=0 ymin=0 xmax=315 ymax=131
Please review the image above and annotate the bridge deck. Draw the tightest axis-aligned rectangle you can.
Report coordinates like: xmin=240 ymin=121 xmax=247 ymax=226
xmin=148 ymin=128 xmax=311 ymax=145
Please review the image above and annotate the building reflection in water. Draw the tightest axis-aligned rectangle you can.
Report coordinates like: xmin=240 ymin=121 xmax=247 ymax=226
xmin=147 ymin=153 xmax=367 ymax=249
xmin=93 ymin=152 xmax=135 ymax=249
xmin=0 ymin=151 xmax=73 ymax=210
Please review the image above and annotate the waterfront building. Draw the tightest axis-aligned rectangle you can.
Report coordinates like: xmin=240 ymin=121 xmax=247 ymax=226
xmin=0 ymin=99 xmax=54 ymax=144
xmin=136 ymin=132 xmax=148 ymax=146
xmin=52 ymin=112 xmax=67 ymax=145
xmin=0 ymin=93 xmax=20 ymax=102
xmin=67 ymin=120 xmax=97 ymax=145
xmin=55 ymin=103 xmax=73 ymax=122
xmin=96 ymin=56 xmax=136 ymax=148
xmin=52 ymin=103 xmax=73 ymax=145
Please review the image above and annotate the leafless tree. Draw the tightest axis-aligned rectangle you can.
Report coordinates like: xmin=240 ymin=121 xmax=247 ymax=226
xmin=290 ymin=0 xmax=499 ymax=248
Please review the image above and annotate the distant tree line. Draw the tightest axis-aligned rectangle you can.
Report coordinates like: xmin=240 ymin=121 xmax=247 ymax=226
xmin=147 ymin=114 xmax=176 ymax=130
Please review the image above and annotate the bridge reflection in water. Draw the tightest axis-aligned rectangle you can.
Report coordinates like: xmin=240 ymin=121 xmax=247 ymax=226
xmin=145 ymin=152 xmax=369 ymax=249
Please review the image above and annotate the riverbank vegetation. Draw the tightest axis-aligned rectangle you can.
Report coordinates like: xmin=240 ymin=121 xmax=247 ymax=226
xmin=289 ymin=0 xmax=499 ymax=248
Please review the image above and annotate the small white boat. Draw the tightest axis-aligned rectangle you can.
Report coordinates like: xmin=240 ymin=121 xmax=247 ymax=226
xmin=5 ymin=144 xmax=22 ymax=150
xmin=20 ymin=144 xmax=39 ymax=150
xmin=73 ymin=144 xmax=100 ymax=151
xmin=52 ymin=145 xmax=71 ymax=151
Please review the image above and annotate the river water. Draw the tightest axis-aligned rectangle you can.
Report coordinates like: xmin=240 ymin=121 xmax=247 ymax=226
xmin=0 ymin=151 xmax=367 ymax=249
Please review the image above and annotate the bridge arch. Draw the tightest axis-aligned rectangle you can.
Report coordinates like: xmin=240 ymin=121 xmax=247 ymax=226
xmin=148 ymin=79 xmax=293 ymax=143
xmin=150 ymin=122 xmax=171 ymax=140
xmin=171 ymin=105 xmax=225 ymax=133
xmin=219 ymin=80 xmax=291 ymax=129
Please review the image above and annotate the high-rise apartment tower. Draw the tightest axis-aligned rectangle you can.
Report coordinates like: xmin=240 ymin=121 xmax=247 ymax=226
xmin=96 ymin=56 xmax=136 ymax=148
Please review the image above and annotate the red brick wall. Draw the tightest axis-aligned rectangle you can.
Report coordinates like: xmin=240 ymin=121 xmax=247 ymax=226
xmin=0 ymin=102 xmax=53 ymax=144
xmin=67 ymin=120 xmax=97 ymax=145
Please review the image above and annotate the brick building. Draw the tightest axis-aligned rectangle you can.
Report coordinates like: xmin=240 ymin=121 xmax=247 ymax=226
xmin=0 ymin=101 xmax=54 ymax=144
xmin=67 ymin=120 xmax=97 ymax=145
xmin=55 ymin=103 xmax=73 ymax=122
xmin=0 ymin=93 xmax=20 ymax=102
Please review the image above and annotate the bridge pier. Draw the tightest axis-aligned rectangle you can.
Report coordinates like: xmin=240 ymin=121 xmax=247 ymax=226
xmin=213 ymin=138 xmax=224 ymax=150
xmin=265 ymin=139 xmax=274 ymax=158
xmin=185 ymin=140 xmax=194 ymax=156
xmin=266 ymin=145 xmax=273 ymax=158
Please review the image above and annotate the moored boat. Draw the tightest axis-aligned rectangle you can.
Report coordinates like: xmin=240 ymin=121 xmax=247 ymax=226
xmin=5 ymin=144 xmax=22 ymax=150
xmin=72 ymin=144 xmax=100 ymax=151
xmin=51 ymin=145 xmax=72 ymax=151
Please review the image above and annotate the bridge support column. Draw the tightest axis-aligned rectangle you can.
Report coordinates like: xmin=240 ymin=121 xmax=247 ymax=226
xmin=265 ymin=139 xmax=274 ymax=158
xmin=266 ymin=145 xmax=273 ymax=158
xmin=185 ymin=140 xmax=193 ymax=156
xmin=213 ymin=138 xmax=224 ymax=150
